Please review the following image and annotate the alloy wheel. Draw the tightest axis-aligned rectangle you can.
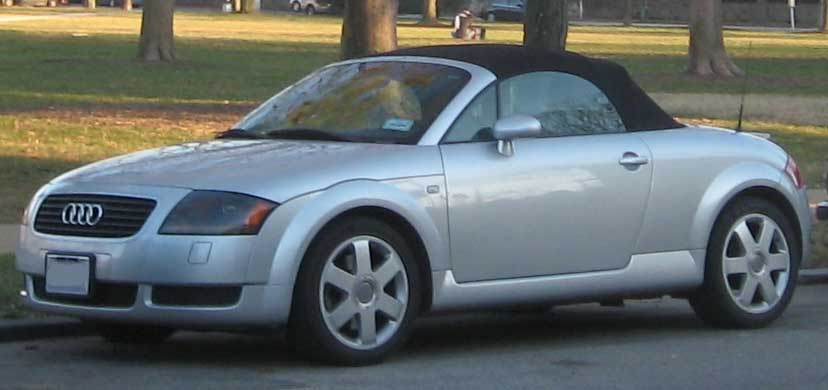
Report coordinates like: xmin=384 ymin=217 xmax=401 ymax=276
xmin=319 ymin=236 xmax=409 ymax=350
xmin=722 ymin=214 xmax=791 ymax=314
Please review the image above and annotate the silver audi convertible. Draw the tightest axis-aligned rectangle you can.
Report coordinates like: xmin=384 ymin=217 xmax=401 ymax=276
xmin=16 ymin=45 xmax=812 ymax=365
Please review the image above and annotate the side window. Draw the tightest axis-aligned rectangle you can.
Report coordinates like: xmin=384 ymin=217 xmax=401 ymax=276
xmin=499 ymin=72 xmax=626 ymax=137
xmin=442 ymin=85 xmax=497 ymax=144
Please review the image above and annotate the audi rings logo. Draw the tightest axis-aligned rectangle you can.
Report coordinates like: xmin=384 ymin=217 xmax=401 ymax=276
xmin=61 ymin=203 xmax=105 ymax=226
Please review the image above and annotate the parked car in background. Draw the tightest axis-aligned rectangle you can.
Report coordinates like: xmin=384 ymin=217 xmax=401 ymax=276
xmin=484 ymin=0 xmax=524 ymax=22
xmin=16 ymin=45 xmax=813 ymax=365
xmin=288 ymin=0 xmax=334 ymax=15
xmin=84 ymin=0 xmax=142 ymax=6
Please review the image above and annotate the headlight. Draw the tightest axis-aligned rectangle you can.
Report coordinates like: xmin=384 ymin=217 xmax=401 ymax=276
xmin=159 ymin=191 xmax=277 ymax=236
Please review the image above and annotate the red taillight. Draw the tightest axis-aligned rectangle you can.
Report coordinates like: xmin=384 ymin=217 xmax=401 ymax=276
xmin=785 ymin=157 xmax=805 ymax=189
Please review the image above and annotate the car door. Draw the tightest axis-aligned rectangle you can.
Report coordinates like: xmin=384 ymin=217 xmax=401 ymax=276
xmin=439 ymin=72 xmax=654 ymax=283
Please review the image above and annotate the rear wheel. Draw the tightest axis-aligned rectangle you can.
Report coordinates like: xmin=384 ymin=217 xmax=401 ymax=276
xmin=487 ymin=12 xmax=496 ymax=22
xmin=690 ymin=197 xmax=799 ymax=328
xmin=93 ymin=323 xmax=175 ymax=345
xmin=288 ymin=216 xmax=421 ymax=365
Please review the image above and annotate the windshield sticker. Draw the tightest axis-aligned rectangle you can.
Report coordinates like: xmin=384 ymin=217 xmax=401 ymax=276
xmin=383 ymin=118 xmax=414 ymax=132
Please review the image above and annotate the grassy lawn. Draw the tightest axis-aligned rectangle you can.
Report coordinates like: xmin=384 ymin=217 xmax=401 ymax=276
xmin=0 ymin=10 xmax=826 ymax=111
xmin=0 ymin=254 xmax=24 ymax=319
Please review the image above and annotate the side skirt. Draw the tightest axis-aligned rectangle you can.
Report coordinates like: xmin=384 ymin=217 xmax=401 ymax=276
xmin=430 ymin=250 xmax=705 ymax=312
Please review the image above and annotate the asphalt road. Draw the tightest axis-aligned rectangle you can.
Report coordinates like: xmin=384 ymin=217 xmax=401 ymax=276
xmin=1 ymin=285 xmax=827 ymax=390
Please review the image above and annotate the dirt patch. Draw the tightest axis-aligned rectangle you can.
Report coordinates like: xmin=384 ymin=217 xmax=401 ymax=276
xmin=2 ymin=103 xmax=253 ymax=135
xmin=640 ymin=73 xmax=828 ymax=92
xmin=653 ymin=93 xmax=828 ymax=127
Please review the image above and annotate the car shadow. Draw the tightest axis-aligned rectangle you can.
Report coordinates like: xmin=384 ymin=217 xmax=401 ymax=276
xmin=75 ymin=300 xmax=709 ymax=368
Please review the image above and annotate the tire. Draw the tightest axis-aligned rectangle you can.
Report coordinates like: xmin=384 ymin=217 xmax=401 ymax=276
xmin=290 ymin=1 xmax=301 ymax=12
xmin=288 ymin=216 xmax=422 ymax=366
xmin=689 ymin=196 xmax=800 ymax=329
xmin=487 ymin=12 xmax=496 ymax=22
xmin=93 ymin=323 xmax=175 ymax=345
xmin=305 ymin=5 xmax=315 ymax=15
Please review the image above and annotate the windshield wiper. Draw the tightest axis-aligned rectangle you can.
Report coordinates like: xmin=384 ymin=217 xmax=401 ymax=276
xmin=215 ymin=128 xmax=266 ymax=140
xmin=264 ymin=129 xmax=352 ymax=142
xmin=217 ymin=128 xmax=353 ymax=142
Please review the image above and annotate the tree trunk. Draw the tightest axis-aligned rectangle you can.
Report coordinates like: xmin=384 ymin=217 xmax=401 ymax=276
xmin=123 ymin=0 xmax=132 ymax=11
xmin=240 ymin=0 xmax=256 ymax=13
xmin=821 ymin=0 xmax=828 ymax=33
xmin=418 ymin=0 xmax=440 ymax=25
xmin=84 ymin=0 xmax=95 ymax=9
xmin=340 ymin=0 xmax=398 ymax=59
xmin=623 ymin=0 xmax=634 ymax=26
xmin=523 ymin=0 xmax=568 ymax=52
xmin=688 ymin=0 xmax=743 ymax=77
xmin=137 ymin=0 xmax=175 ymax=62
xmin=233 ymin=0 xmax=241 ymax=12
xmin=757 ymin=0 xmax=768 ymax=24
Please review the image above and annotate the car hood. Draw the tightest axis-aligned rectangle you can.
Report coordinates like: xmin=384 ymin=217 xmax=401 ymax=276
xmin=53 ymin=140 xmax=444 ymax=203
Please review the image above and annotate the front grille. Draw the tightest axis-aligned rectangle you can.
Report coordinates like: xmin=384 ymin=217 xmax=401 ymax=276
xmin=31 ymin=277 xmax=138 ymax=308
xmin=34 ymin=194 xmax=156 ymax=238
xmin=151 ymin=286 xmax=242 ymax=307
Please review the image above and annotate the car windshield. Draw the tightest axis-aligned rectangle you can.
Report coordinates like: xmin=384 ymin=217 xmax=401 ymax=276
xmin=231 ymin=61 xmax=471 ymax=145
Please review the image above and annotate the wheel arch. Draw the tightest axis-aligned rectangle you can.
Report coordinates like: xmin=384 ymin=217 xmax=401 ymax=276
xmin=690 ymin=162 xmax=807 ymax=259
xmin=266 ymin=179 xmax=448 ymax=313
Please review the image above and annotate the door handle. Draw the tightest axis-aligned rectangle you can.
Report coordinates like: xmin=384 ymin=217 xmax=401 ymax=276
xmin=619 ymin=153 xmax=649 ymax=167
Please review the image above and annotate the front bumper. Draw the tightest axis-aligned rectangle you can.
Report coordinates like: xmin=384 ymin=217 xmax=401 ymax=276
xmin=21 ymin=276 xmax=292 ymax=329
xmin=16 ymin=182 xmax=297 ymax=329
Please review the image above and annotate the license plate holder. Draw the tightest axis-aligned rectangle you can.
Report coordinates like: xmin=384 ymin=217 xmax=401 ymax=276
xmin=45 ymin=253 xmax=94 ymax=298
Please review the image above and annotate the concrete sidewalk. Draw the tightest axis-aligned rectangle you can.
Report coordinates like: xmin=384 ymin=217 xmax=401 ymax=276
xmin=0 ymin=13 xmax=94 ymax=23
xmin=0 ymin=224 xmax=16 ymax=255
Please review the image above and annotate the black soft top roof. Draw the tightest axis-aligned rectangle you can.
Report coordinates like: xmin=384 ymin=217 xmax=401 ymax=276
xmin=374 ymin=44 xmax=682 ymax=132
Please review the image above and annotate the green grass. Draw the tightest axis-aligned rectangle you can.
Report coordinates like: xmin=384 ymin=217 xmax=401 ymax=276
xmin=0 ymin=254 xmax=24 ymax=319
xmin=0 ymin=10 xmax=826 ymax=111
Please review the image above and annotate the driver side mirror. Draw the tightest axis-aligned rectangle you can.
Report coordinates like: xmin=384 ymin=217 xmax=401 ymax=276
xmin=492 ymin=114 xmax=542 ymax=157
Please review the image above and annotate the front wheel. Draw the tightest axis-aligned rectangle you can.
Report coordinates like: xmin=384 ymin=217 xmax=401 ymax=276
xmin=305 ymin=4 xmax=315 ymax=15
xmin=690 ymin=196 xmax=800 ymax=328
xmin=290 ymin=1 xmax=301 ymax=12
xmin=487 ymin=12 xmax=496 ymax=22
xmin=288 ymin=217 xmax=421 ymax=365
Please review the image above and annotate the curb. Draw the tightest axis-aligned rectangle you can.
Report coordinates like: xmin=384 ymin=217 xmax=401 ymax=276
xmin=0 ymin=317 xmax=94 ymax=343
xmin=799 ymin=269 xmax=828 ymax=285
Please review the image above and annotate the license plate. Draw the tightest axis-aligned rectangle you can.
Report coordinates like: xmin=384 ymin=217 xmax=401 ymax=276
xmin=45 ymin=254 xmax=92 ymax=297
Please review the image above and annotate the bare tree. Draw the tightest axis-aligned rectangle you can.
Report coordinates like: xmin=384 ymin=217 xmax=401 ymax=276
xmin=123 ymin=0 xmax=132 ymax=11
xmin=418 ymin=0 xmax=440 ymax=26
xmin=341 ymin=0 xmax=398 ymax=59
xmin=137 ymin=0 xmax=175 ymax=62
xmin=240 ymin=0 xmax=256 ymax=13
xmin=688 ymin=0 xmax=743 ymax=76
xmin=623 ymin=0 xmax=634 ymax=26
xmin=821 ymin=0 xmax=828 ymax=33
xmin=523 ymin=0 xmax=568 ymax=52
